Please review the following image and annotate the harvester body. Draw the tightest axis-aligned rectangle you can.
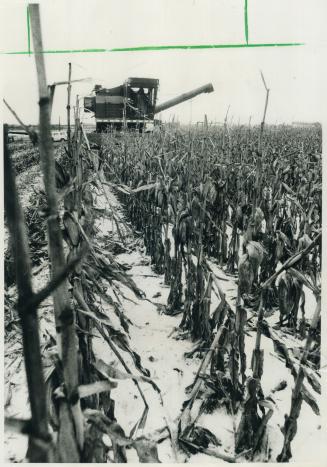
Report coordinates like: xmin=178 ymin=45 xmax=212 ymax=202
xmin=84 ymin=78 xmax=214 ymax=132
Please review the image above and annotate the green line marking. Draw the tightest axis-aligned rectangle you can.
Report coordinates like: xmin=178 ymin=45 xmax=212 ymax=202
xmin=27 ymin=5 xmax=31 ymax=55
xmin=3 ymin=42 xmax=304 ymax=55
xmin=4 ymin=48 xmax=107 ymax=55
xmin=244 ymin=0 xmax=249 ymax=44
xmin=1 ymin=3 xmax=303 ymax=56
xmin=109 ymin=43 xmax=304 ymax=52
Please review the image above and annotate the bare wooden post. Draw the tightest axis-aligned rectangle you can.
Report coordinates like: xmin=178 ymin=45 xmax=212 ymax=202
xmin=258 ymin=71 xmax=270 ymax=153
xmin=204 ymin=113 xmax=208 ymax=131
xmin=67 ymin=62 xmax=72 ymax=156
xmin=222 ymin=104 xmax=230 ymax=152
xmin=253 ymin=72 xmax=269 ymax=210
xmin=73 ymin=95 xmax=83 ymax=215
xmin=28 ymin=4 xmax=83 ymax=459
xmin=4 ymin=124 xmax=53 ymax=462
xmin=48 ymin=84 xmax=55 ymax=117
xmin=246 ymin=115 xmax=252 ymax=150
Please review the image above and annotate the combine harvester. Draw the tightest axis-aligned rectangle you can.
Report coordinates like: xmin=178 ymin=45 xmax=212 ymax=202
xmin=84 ymin=78 xmax=214 ymax=133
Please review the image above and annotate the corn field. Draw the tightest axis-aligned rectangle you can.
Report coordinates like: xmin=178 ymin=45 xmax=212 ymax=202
xmin=3 ymin=4 xmax=322 ymax=464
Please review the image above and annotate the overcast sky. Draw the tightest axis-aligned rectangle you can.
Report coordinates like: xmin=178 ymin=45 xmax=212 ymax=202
xmin=1 ymin=0 xmax=327 ymax=125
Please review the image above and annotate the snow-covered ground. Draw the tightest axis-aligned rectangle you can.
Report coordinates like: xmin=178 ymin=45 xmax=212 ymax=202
xmin=92 ymin=187 xmax=322 ymax=463
xmin=3 ymin=182 xmax=322 ymax=463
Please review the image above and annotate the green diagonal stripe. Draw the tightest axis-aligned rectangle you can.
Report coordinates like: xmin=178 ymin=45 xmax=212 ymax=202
xmin=244 ymin=0 xmax=249 ymax=44
xmin=27 ymin=5 xmax=31 ymax=55
xmin=2 ymin=42 xmax=304 ymax=55
xmin=109 ymin=42 xmax=304 ymax=52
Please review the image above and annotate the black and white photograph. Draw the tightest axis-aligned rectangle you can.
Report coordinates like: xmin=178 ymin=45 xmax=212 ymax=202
xmin=1 ymin=0 xmax=326 ymax=463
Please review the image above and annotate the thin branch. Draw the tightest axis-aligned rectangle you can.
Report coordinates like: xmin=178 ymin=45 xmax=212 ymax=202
xmin=258 ymin=71 xmax=270 ymax=153
xmin=260 ymin=70 xmax=268 ymax=91
xmin=3 ymin=98 xmax=38 ymax=144
xmin=52 ymin=77 xmax=91 ymax=87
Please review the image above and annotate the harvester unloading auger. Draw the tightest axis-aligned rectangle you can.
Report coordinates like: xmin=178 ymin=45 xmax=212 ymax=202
xmin=84 ymin=78 xmax=214 ymax=132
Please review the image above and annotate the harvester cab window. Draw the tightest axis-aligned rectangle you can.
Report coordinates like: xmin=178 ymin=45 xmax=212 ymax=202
xmin=137 ymin=88 xmax=147 ymax=115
